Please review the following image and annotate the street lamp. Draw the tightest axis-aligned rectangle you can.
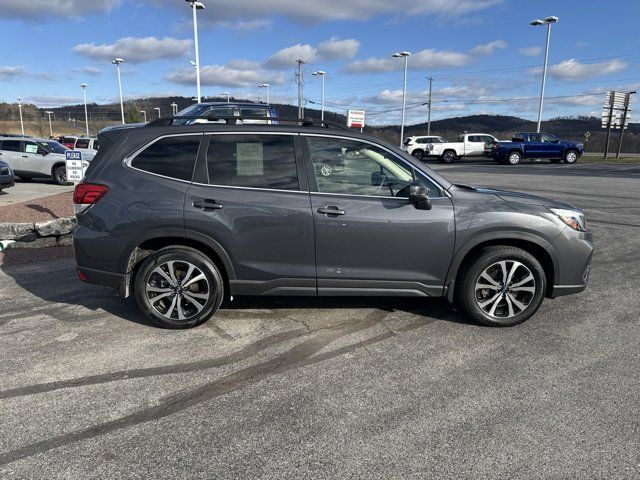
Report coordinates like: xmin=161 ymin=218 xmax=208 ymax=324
xmin=112 ymin=58 xmax=125 ymax=124
xmin=186 ymin=0 xmax=205 ymax=103
xmin=392 ymin=51 xmax=411 ymax=147
xmin=140 ymin=110 xmax=147 ymax=123
xmin=258 ymin=83 xmax=270 ymax=105
xmin=530 ymin=15 xmax=558 ymax=133
xmin=171 ymin=102 xmax=178 ymax=115
xmin=220 ymin=92 xmax=230 ymax=102
xmin=312 ymin=71 xmax=326 ymax=121
xmin=80 ymin=83 xmax=89 ymax=136
xmin=45 ymin=111 xmax=54 ymax=138
xmin=17 ymin=97 xmax=24 ymax=135
xmin=154 ymin=107 xmax=161 ymax=118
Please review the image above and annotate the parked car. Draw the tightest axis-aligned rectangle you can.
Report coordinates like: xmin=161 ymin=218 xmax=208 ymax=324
xmin=174 ymin=102 xmax=278 ymax=125
xmin=73 ymin=115 xmax=593 ymax=329
xmin=73 ymin=137 xmax=99 ymax=161
xmin=58 ymin=136 xmax=79 ymax=149
xmin=403 ymin=136 xmax=447 ymax=160
xmin=0 ymin=136 xmax=86 ymax=184
xmin=491 ymin=133 xmax=584 ymax=165
xmin=428 ymin=133 xmax=500 ymax=163
xmin=0 ymin=159 xmax=15 ymax=192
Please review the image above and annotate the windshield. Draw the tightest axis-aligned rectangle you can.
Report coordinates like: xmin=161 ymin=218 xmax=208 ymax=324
xmin=39 ymin=141 xmax=68 ymax=154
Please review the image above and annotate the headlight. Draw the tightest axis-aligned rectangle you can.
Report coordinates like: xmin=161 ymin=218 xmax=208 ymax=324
xmin=548 ymin=207 xmax=587 ymax=232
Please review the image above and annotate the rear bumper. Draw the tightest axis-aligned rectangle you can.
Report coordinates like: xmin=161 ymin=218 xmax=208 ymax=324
xmin=76 ymin=265 xmax=127 ymax=296
xmin=0 ymin=176 xmax=14 ymax=188
xmin=549 ymin=283 xmax=588 ymax=298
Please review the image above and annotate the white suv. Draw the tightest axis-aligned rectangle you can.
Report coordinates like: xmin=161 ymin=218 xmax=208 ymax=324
xmin=403 ymin=136 xmax=447 ymax=160
xmin=0 ymin=136 xmax=85 ymax=185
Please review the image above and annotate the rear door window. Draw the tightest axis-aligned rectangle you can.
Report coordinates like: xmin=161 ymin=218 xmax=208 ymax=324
xmin=206 ymin=134 xmax=299 ymax=191
xmin=130 ymin=135 xmax=201 ymax=181
xmin=75 ymin=139 xmax=90 ymax=149
xmin=1 ymin=140 xmax=21 ymax=152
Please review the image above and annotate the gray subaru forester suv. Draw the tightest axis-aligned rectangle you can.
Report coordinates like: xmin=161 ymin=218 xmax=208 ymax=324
xmin=73 ymin=116 xmax=593 ymax=329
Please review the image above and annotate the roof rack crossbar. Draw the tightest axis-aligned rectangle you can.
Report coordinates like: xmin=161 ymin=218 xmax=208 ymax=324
xmin=145 ymin=114 xmax=352 ymax=130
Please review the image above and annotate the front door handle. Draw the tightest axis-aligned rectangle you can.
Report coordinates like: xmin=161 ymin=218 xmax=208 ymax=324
xmin=22 ymin=155 xmax=28 ymax=158
xmin=193 ymin=199 xmax=223 ymax=211
xmin=317 ymin=206 xmax=346 ymax=216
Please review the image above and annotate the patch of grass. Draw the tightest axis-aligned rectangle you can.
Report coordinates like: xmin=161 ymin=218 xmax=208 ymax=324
xmin=580 ymin=155 xmax=640 ymax=164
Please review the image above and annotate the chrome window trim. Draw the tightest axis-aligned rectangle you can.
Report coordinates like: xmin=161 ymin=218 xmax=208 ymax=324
xmin=302 ymin=133 xmax=452 ymax=199
xmin=190 ymin=182 xmax=308 ymax=195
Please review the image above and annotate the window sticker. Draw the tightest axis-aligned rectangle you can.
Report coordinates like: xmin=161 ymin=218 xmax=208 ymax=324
xmin=236 ymin=143 xmax=264 ymax=176
xmin=25 ymin=144 xmax=38 ymax=154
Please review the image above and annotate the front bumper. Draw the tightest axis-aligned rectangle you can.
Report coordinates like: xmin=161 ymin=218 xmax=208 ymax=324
xmin=547 ymin=228 xmax=593 ymax=298
xmin=0 ymin=176 xmax=15 ymax=189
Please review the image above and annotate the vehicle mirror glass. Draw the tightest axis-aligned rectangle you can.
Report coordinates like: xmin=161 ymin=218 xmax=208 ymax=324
xmin=409 ymin=182 xmax=432 ymax=210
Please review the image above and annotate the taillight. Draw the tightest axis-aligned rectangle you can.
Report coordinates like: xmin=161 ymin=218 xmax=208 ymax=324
xmin=492 ymin=143 xmax=498 ymax=150
xmin=74 ymin=182 xmax=109 ymax=205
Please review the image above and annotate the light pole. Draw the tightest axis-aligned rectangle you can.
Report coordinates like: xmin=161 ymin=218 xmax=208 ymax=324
xmin=112 ymin=58 xmax=125 ymax=124
xmin=220 ymin=92 xmax=230 ymax=102
xmin=258 ymin=83 xmax=270 ymax=105
xmin=45 ymin=111 xmax=54 ymax=137
xmin=530 ymin=16 xmax=558 ymax=133
xmin=80 ymin=83 xmax=89 ymax=136
xmin=186 ymin=0 xmax=205 ymax=103
xmin=312 ymin=71 xmax=326 ymax=121
xmin=154 ymin=107 xmax=161 ymax=118
xmin=171 ymin=102 xmax=178 ymax=115
xmin=393 ymin=51 xmax=411 ymax=147
xmin=140 ymin=110 xmax=147 ymax=123
xmin=17 ymin=98 xmax=24 ymax=135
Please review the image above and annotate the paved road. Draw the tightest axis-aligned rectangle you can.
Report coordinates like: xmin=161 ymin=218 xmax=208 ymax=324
xmin=0 ymin=179 xmax=74 ymax=207
xmin=1 ymin=163 xmax=639 ymax=479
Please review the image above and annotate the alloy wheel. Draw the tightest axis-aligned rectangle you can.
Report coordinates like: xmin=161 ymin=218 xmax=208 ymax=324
xmin=474 ymin=260 xmax=536 ymax=318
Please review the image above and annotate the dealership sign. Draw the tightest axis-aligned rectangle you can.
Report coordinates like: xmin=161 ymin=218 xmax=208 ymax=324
xmin=347 ymin=110 xmax=365 ymax=129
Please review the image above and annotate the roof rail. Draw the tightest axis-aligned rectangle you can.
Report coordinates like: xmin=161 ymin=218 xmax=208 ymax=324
xmin=145 ymin=114 xmax=352 ymax=131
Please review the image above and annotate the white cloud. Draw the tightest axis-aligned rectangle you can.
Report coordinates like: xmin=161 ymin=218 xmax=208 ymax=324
xmin=518 ymin=46 xmax=542 ymax=57
xmin=23 ymin=95 xmax=83 ymax=106
xmin=547 ymin=58 xmax=627 ymax=81
xmin=576 ymin=41 xmax=588 ymax=48
xmin=166 ymin=61 xmax=286 ymax=88
xmin=345 ymin=48 xmax=473 ymax=73
xmin=0 ymin=66 xmax=27 ymax=80
xmin=218 ymin=20 xmax=272 ymax=32
xmin=81 ymin=66 xmax=102 ymax=76
xmin=469 ymin=40 xmax=507 ymax=56
xmin=72 ymin=37 xmax=192 ymax=63
xmin=264 ymin=37 xmax=360 ymax=69
xmin=145 ymin=0 xmax=503 ymax=23
xmin=0 ymin=0 xmax=119 ymax=20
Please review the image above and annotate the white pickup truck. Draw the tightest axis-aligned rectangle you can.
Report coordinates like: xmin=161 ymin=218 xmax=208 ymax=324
xmin=428 ymin=133 xmax=499 ymax=163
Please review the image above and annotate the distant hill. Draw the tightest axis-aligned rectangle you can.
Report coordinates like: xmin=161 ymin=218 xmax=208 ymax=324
xmin=0 ymin=98 xmax=637 ymax=153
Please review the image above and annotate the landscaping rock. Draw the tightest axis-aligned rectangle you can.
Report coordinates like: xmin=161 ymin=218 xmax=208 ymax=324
xmin=35 ymin=217 xmax=76 ymax=237
xmin=4 ymin=236 xmax=58 ymax=249
xmin=0 ymin=222 xmax=34 ymax=241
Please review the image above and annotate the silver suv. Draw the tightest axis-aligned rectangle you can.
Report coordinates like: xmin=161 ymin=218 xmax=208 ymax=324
xmin=0 ymin=136 xmax=78 ymax=184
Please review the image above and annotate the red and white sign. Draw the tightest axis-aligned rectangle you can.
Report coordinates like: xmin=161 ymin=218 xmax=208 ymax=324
xmin=347 ymin=109 xmax=365 ymax=129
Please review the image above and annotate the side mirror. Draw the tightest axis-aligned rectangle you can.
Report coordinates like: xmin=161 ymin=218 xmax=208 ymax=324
xmin=40 ymin=149 xmax=49 ymax=156
xmin=409 ymin=183 xmax=432 ymax=210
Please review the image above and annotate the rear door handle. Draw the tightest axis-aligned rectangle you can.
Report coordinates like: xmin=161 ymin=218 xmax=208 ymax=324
xmin=22 ymin=155 xmax=28 ymax=158
xmin=317 ymin=206 xmax=346 ymax=216
xmin=193 ymin=199 xmax=223 ymax=211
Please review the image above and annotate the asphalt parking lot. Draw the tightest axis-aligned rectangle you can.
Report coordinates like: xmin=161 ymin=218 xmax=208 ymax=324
xmin=0 ymin=179 xmax=74 ymax=207
xmin=1 ymin=161 xmax=639 ymax=479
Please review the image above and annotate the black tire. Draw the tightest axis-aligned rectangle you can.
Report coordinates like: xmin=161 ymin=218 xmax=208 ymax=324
xmin=441 ymin=150 xmax=456 ymax=163
xmin=550 ymin=158 xmax=562 ymax=164
xmin=319 ymin=163 xmax=333 ymax=177
xmin=563 ymin=149 xmax=579 ymax=164
xmin=507 ymin=151 xmax=522 ymax=165
xmin=411 ymin=150 xmax=425 ymax=161
xmin=134 ymin=247 xmax=224 ymax=329
xmin=456 ymin=246 xmax=546 ymax=327
xmin=53 ymin=165 xmax=70 ymax=185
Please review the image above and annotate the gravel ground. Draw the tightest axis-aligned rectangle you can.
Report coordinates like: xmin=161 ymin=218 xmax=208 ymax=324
xmin=0 ymin=191 xmax=74 ymax=223
xmin=0 ymin=161 xmax=639 ymax=479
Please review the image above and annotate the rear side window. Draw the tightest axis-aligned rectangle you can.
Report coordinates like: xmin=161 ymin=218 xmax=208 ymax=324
xmin=206 ymin=134 xmax=299 ymax=191
xmin=1 ymin=140 xmax=21 ymax=152
xmin=131 ymin=135 xmax=200 ymax=181
xmin=76 ymin=139 xmax=90 ymax=149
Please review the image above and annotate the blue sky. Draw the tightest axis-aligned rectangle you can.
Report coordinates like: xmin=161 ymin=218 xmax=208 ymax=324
xmin=1 ymin=0 xmax=639 ymax=125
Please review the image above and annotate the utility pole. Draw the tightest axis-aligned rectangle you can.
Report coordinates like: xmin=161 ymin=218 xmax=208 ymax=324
xmin=603 ymin=93 xmax=616 ymax=159
xmin=616 ymin=91 xmax=635 ymax=159
xmin=295 ymin=59 xmax=306 ymax=119
xmin=426 ymin=76 xmax=434 ymax=136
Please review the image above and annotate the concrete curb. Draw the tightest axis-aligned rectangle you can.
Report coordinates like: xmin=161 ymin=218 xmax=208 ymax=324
xmin=0 ymin=217 xmax=75 ymax=250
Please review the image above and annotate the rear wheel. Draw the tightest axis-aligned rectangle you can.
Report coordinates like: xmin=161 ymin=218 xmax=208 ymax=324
xmin=441 ymin=150 xmax=456 ymax=163
xmin=411 ymin=150 xmax=425 ymax=161
xmin=507 ymin=151 xmax=522 ymax=165
xmin=563 ymin=149 xmax=578 ymax=164
xmin=134 ymin=247 xmax=224 ymax=329
xmin=319 ymin=163 xmax=333 ymax=177
xmin=456 ymin=246 xmax=546 ymax=327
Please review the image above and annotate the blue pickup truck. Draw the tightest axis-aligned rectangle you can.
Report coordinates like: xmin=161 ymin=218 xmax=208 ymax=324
xmin=491 ymin=132 xmax=584 ymax=165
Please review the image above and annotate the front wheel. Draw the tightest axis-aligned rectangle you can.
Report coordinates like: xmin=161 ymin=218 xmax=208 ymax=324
xmin=563 ymin=150 xmax=579 ymax=164
xmin=411 ymin=150 xmax=425 ymax=161
xmin=53 ymin=165 xmax=70 ymax=185
xmin=441 ymin=150 xmax=456 ymax=163
xmin=456 ymin=246 xmax=546 ymax=327
xmin=319 ymin=163 xmax=333 ymax=177
xmin=134 ymin=247 xmax=224 ymax=329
